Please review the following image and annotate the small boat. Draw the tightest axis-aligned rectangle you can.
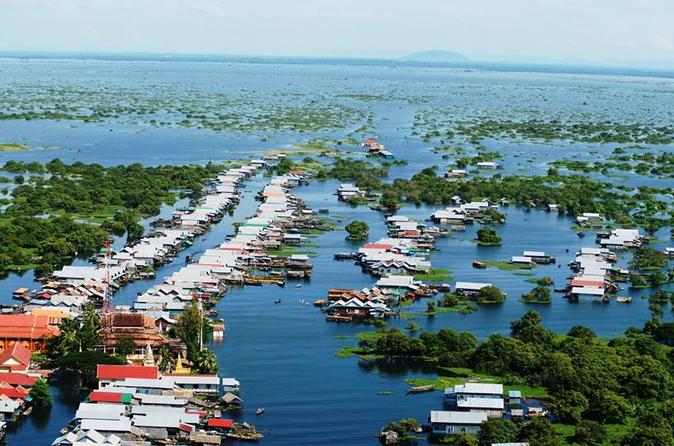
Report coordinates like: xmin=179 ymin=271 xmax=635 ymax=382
xmin=256 ymin=408 xmax=265 ymax=415
xmin=577 ymin=232 xmax=586 ymax=238
xmin=407 ymin=385 xmax=435 ymax=394
xmin=274 ymin=299 xmax=282 ymax=304
xmin=616 ymin=296 xmax=632 ymax=303
xmin=472 ymin=260 xmax=487 ymax=269
xmin=295 ymin=284 xmax=302 ymax=288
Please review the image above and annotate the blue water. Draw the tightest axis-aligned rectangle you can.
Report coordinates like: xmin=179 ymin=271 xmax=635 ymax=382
xmin=0 ymin=56 xmax=672 ymax=445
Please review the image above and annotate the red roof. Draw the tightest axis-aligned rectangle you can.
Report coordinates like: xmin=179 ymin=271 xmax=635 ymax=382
xmin=207 ymin=419 xmax=234 ymax=429
xmin=0 ymin=386 xmax=28 ymax=399
xmin=363 ymin=243 xmax=392 ymax=250
xmin=288 ymin=170 xmax=305 ymax=176
xmin=569 ymin=279 xmax=604 ymax=287
xmin=89 ymin=390 xmax=129 ymax=403
xmin=0 ymin=372 xmax=38 ymax=387
xmin=0 ymin=343 xmax=32 ymax=371
xmin=0 ymin=315 xmax=60 ymax=341
xmin=400 ymin=230 xmax=421 ymax=237
xmin=97 ymin=364 xmax=159 ymax=380
xmin=178 ymin=423 xmax=194 ymax=432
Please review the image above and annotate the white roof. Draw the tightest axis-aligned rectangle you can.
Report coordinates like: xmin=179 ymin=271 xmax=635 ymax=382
xmin=75 ymin=403 xmax=126 ymax=421
xmin=375 ymin=275 xmax=417 ymax=288
xmin=134 ymin=394 xmax=187 ymax=406
xmin=166 ymin=375 xmax=220 ymax=385
xmin=522 ymin=251 xmax=545 ymax=257
xmin=511 ymin=256 xmax=533 ymax=264
xmin=457 ymin=397 xmax=505 ymax=410
xmin=79 ymin=419 xmax=132 ymax=433
xmin=221 ymin=378 xmax=240 ymax=387
xmin=448 ymin=382 xmax=503 ymax=395
xmin=430 ymin=410 xmax=488 ymax=425
xmin=455 ymin=281 xmax=492 ymax=291
xmin=572 ymin=286 xmax=605 ymax=296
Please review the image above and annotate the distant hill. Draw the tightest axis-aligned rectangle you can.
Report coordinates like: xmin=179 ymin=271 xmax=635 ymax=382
xmin=401 ymin=50 xmax=470 ymax=64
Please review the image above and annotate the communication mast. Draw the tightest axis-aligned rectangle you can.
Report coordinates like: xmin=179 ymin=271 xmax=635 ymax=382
xmin=103 ymin=239 xmax=112 ymax=312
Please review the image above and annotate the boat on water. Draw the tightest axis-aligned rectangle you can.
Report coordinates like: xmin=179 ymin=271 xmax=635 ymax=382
xmin=577 ymin=232 xmax=586 ymax=238
xmin=274 ymin=299 xmax=282 ymax=304
xmin=616 ymin=296 xmax=632 ymax=303
xmin=407 ymin=385 xmax=435 ymax=394
xmin=296 ymin=283 xmax=302 ymax=288
xmin=256 ymin=408 xmax=265 ymax=415
xmin=472 ymin=260 xmax=487 ymax=269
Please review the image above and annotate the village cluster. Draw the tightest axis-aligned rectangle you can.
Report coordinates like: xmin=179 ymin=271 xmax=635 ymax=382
xmin=0 ymin=155 xmax=336 ymax=444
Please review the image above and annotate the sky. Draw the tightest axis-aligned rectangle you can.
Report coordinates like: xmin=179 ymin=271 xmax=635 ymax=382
xmin=1 ymin=0 xmax=673 ymax=68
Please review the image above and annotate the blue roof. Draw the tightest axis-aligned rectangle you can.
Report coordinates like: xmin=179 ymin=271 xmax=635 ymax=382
xmin=508 ymin=390 xmax=522 ymax=398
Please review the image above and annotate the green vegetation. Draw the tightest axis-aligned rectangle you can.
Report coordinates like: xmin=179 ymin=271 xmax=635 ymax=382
xmin=484 ymin=260 xmax=536 ymax=271
xmin=521 ymin=285 xmax=552 ymax=304
xmin=356 ymin=310 xmax=674 ymax=444
xmin=476 ymin=286 xmax=506 ymax=304
xmin=381 ymin=418 xmax=421 ymax=443
xmin=0 ymin=159 xmax=230 ymax=276
xmin=413 ymin=267 xmax=453 ymax=282
xmin=476 ymin=227 xmax=502 ymax=246
xmin=373 ymin=167 xmax=672 ymax=233
xmin=0 ymin=84 xmax=364 ymax=134
xmin=0 ymin=142 xmax=30 ymax=151
xmin=29 ymin=378 xmax=52 ymax=408
xmin=414 ymin=111 xmax=674 ymax=144
xmin=172 ymin=298 xmax=213 ymax=366
xmin=345 ymin=220 xmax=369 ymax=240
xmin=46 ymin=303 xmax=126 ymax=387
xmin=438 ymin=293 xmax=478 ymax=313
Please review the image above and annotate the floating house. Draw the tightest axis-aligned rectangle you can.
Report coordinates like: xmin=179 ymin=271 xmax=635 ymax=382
xmin=429 ymin=410 xmax=488 ymax=436
xmin=575 ymin=212 xmax=603 ymax=227
xmin=454 ymin=282 xmax=492 ymax=297
xmin=337 ymin=183 xmax=365 ymax=201
xmin=598 ymin=228 xmax=646 ymax=249
xmin=476 ymin=161 xmax=499 ymax=169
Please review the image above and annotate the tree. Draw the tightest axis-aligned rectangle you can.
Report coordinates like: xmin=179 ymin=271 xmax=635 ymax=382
xmin=549 ymin=390 xmax=588 ymax=424
xmin=586 ymin=390 xmax=631 ymax=424
xmin=621 ymin=413 xmax=674 ymax=446
xmin=54 ymin=351 xmax=124 ymax=388
xmin=476 ymin=286 xmax=506 ymax=304
xmin=573 ymin=420 xmax=606 ymax=446
xmin=115 ymin=338 xmax=137 ymax=357
xmin=518 ymin=418 xmax=561 ymax=446
xmin=157 ymin=345 xmax=174 ymax=373
xmin=510 ymin=310 xmax=554 ymax=346
xmin=477 ymin=419 xmax=518 ymax=446
xmin=29 ymin=378 xmax=52 ymax=408
xmin=173 ymin=298 xmax=211 ymax=361
xmin=567 ymin=325 xmax=595 ymax=340
xmin=521 ymin=285 xmax=551 ymax=304
xmin=78 ymin=302 xmax=101 ymax=351
xmin=195 ymin=348 xmax=218 ymax=374
xmin=454 ymin=433 xmax=479 ymax=446
xmin=345 ymin=220 xmax=369 ymax=240
xmin=475 ymin=227 xmax=501 ymax=246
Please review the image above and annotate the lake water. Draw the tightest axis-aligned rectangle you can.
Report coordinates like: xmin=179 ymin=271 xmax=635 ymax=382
xmin=0 ymin=56 xmax=672 ymax=445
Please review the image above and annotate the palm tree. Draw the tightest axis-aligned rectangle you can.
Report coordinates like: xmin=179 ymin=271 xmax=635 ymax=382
xmin=157 ymin=345 xmax=174 ymax=373
xmin=50 ymin=317 xmax=80 ymax=357
xmin=195 ymin=348 xmax=218 ymax=374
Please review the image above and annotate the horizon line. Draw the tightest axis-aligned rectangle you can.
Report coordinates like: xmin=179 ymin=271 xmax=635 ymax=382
xmin=1 ymin=49 xmax=673 ymax=74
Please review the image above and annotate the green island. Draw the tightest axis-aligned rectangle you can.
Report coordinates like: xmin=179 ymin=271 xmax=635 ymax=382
xmin=0 ymin=159 xmax=232 ymax=277
xmin=368 ymin=167 xmax=672 ymax=234
xmin=0 ymin=142 xmax=30 ymax=151
xmin=349 ymin=310 xmax=674 ymax=445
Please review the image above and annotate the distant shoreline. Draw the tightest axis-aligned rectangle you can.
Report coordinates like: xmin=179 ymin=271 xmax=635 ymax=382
xmin=1 ymin=51 xmax=673 ymax=80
